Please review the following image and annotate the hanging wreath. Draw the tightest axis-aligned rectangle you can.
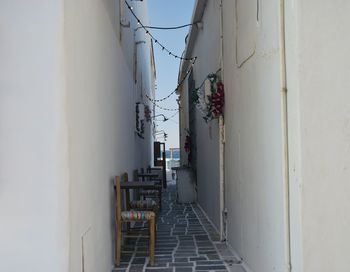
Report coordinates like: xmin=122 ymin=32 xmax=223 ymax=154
xmin=202 ymin=74 xmax=225 ymax=122
xmin=191 ymin=88 xmax=200 ymax=105
xmin=135 ymin=102 xmax=145 ymax=139
xmin=184 ymin=130 xmax=192 ymax=165
xmin=184 ymin=135 xmax=191 ymax=153
xmin=212 ymin=81 xmax=225 ymax=117
xmin=140 ymin=120 xmax=145 ymax=135
xmin=144 ymin=105 xmax=151 ymax=122
xmin=135 ymin=102 xmax=140 ymax=132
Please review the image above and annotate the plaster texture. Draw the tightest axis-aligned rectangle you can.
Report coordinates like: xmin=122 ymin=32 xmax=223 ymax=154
xmin=0 ymin=1 xmax=155 ymax=271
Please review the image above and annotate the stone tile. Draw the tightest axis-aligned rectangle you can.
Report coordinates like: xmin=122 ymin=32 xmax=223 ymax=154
xmin=206 ymin=254 xmax=221 ymax=260
xmin=195 ymin=265 xmax=227 ymax=270
xmin=145 ymin=269 xmax=173 ymax=272
xmin=113 ymin=263 xmax=129 ymax=268
xmin=175 ymin=268 xmax=193 ymax=272
xmin=189 ymin=257 xmax=207 ymax=261
xmin=196 ymin=261 xmax=224 ymax=265
xmin=169 ymin=262 xmax=194 ymax=267
xmin=132 ymin=257 xmax=146 ymax=264
xmin=129 ymin=265 xmax=145 ymax=271
xmin=113 ymin=184 xmax=232 ymax=272
xmin=146 ymin=262 xmax=169 ymax=268
xmin=174 ymin=258 xmax=188 ymax=262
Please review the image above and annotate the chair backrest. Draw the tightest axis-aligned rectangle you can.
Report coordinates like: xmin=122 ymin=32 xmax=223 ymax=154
xmin=121 ymin=172 xmax=130 ymax=210
xmin=133 ymin=169 xmax=139 ymax=181
xmin=121 ymin=172 xmax=129 ymax=182
xmin=114 ymin=176 xmax=122 ymax=222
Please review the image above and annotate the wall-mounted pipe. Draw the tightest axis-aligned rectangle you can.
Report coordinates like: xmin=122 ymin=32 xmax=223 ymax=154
xmin=219 ymin=0 xmax=226 ymax=241
xmin=279 ymin=0 xmax=292 ymax=271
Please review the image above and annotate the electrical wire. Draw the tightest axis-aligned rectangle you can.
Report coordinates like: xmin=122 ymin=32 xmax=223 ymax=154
xmin=125 ymin=0 xmax=197 ymax=61
xmin=142 ymin=22 xmax=199 ymax=30
xmin=149 ymin=99 xmax=179 ymax=111
xmin=168 ymin=110 xmax=179 ymax=119
xmin=145 ymin=59 xmax=196 ymax=103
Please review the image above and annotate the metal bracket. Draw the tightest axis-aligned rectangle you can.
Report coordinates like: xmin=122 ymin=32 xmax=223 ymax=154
xmin=196 ymin=22 xmax=203 ymax=30
xmin=120 ymin=18 xmax=130 ymax=28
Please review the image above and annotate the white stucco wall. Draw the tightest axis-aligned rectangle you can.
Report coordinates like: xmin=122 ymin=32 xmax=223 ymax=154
xmin=0 ymin=1 xmax=154 ymax=271
xmin=64 ymin=0 xmax=154 ymax=271
xmin=220 ymin=0 xmax=289 ymax=271
xmin=0 ymin=1 xmax=70 ymax=271
xmin=186 ymin=0 xmax=222 ymax=230
xmin=179 ymin=79 xmax=189 ymax=166
xmin=286 ymin=1 xmax=350 ymax=271
xmin=182 ymin=1 xmax=350 ymax=272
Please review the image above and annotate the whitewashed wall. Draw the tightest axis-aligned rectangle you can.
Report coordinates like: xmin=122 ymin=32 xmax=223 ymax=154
xmin=185 ymin=0 xmax=222 ymax=230
xmin=222 ymin=1 xmax=288 ymax=271
xmin=0 ymin=0 xmax=154 ymax=271
xmin=182 ymin=1 xmax=350 ymax=272
xmin=0 ymin=1 xmax=69 ymax=272
xmin=285 ymin=1 xmax=350 ymax=271
xmin=179 ymin=79 xmax=189 ymax=166
xmin=65 ymin=0 xmax=154 ymax=271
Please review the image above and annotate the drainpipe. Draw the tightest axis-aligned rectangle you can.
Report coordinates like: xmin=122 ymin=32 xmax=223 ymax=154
xmin=279 ymin=0 xmax=292 ymax=271
xmin=219 ymin=0 xmax=226 ymax=241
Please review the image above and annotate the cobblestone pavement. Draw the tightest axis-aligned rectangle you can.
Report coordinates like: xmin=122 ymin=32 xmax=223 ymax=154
xmin=113 ymin=182 xmax=243 ymax=272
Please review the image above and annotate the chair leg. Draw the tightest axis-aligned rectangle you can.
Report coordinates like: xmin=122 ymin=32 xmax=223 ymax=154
xmin=159 ymin=189 xmax=162 ymax=210
xmin=126 ymin=222 xmax=130 ymax=233
xmin=149 ymin=218 xmax=155 ymax=266
xmin=115 ymin=221 xmax=122 ymax=266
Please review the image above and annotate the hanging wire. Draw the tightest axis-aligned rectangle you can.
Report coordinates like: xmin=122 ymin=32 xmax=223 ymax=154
xmin=153 ymin=111 xmax=179 ymax=123
xmin=148 ymin=98 xmax=179 ymax=111
xmin=167 ymin=110 xmax=179 ymax=119
xmin=142 ymin=95 xmax=179 ymax=112
xmin=145 ymin=58 xmax=196 ymax=103
xmin=168 ymin=119 xmax=179 ymax=125
xmin=142 ymin=22 xmax=199 ymax=30
xmin=125 ymin=0 xmax=197 ymax=61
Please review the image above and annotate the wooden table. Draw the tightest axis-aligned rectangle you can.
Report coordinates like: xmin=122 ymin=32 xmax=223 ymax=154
xmin=148 ymin=167 xmax=162 ymax=171
xmin=120 ymin=181 xmax=160 ymax=189
xmin=120 ymin=181 xmax=162 ymax=210
xmin=137 ymin=173 xmax=160 ymax=181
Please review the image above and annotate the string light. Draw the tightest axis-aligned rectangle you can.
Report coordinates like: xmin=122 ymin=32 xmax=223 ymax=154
xmin=144 ymin=93 xmax=178 ymax=111
xmin=125 ymin=0 xmax=197 ymax=61
xmin=152 ymin=111 xmax=179 ymax=124
xmin=167 ymin=110 xmax=179 ymax=120
xmin=151 ymin=100 xmax=179 ymax=111
xmin=143 ymin=93 xmax=179 ymax=112
xmin=145 ymin=58 xmax=196 ymax=103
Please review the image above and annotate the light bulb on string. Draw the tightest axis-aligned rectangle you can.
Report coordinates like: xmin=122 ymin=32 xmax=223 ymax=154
xmin=124 ymin=0 xmax=197 ymax=61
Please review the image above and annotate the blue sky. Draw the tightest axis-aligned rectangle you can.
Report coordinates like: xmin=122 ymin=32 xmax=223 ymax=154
xmin=148 ymin=0 xmax=195 ymax=149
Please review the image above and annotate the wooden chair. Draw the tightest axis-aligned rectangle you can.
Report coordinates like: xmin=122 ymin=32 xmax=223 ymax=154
xmin=114 ymin=176 xmax=155 ymax=266
xmin=137 ymin=169 xmax=163 ymax=210
xmin=122 ymin=172 xmax=159 ymax=214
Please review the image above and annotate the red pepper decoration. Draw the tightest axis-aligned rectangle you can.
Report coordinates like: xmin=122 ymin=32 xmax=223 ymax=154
xmin=184 ymin=135 xmax=191 ymax=153
xmin=211 ymin=81 xmax=225 ymax=117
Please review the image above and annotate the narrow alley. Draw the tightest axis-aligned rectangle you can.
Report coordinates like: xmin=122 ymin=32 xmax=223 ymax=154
xmin=2 ymin=1 xmax=350 ymax=272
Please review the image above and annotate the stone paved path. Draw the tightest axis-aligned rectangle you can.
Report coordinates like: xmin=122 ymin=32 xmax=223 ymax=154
xmin=113 ymin=182 xmax=242 ymax=272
